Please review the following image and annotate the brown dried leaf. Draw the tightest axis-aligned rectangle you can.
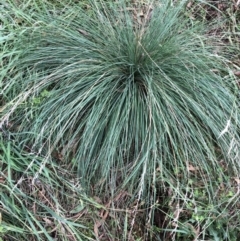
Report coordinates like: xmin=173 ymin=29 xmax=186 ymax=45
xmin=187 ymin=164 xmax=199 ymax=172
xmin=234 ymin=178 xmax=240 ymax=185
xmin=234 ymin=71 xmax=240 ymax=77
xmin=0 ymin=176 xmax=5 ymax=184
xmin=42 ymin=217 xmax=52 ymax=225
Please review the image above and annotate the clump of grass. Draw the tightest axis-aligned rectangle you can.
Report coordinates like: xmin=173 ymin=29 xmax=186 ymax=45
xmin=1 ymin=0 xmax=240 ymax=240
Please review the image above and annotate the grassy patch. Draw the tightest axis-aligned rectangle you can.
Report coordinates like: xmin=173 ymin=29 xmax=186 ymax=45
xmin=1 ymin=0 xmax=240 ymax=240
xmin=0 ymin=134 xmax=106 ymax=240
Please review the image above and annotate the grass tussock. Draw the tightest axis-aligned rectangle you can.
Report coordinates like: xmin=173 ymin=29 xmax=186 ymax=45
xmin=0 ymin=0 xmax=240 ymax=240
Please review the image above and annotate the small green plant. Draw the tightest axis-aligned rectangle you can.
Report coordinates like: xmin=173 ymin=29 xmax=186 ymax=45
xmin=31 ymin=89 xmax=51 ymax=106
